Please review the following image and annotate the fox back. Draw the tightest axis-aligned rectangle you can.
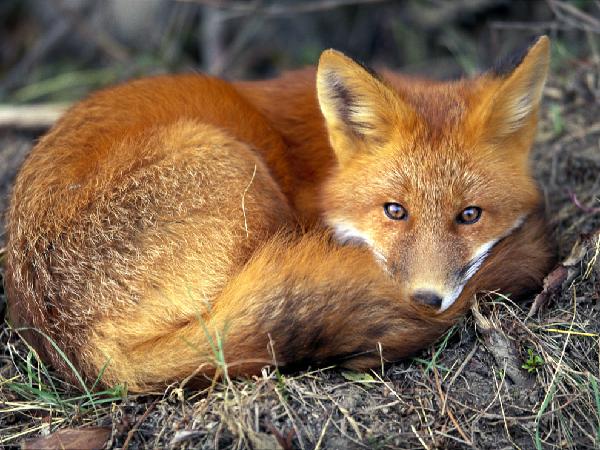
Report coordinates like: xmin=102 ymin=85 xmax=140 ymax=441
xmin=5 ymin=38 xmax=555 ymax=391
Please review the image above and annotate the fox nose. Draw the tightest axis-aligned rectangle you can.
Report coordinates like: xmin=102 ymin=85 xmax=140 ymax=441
xmin=411 ymin=290 xmax=443 ymax=308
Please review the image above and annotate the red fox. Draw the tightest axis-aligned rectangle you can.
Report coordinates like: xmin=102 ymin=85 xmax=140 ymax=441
xmin=6 ymin=37 xmax=555 ymax=392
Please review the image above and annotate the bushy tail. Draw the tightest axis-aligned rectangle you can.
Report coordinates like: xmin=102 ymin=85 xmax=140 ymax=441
xmin=88 ymin=235 xmax=462 ymax=391
xmin=94 ymin=233 xmax=463 ymax=392
xmin=211 ymin=234 xmax=463 ymax=371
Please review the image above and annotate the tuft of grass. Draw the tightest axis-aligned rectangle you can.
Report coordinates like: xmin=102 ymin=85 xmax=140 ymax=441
xmin=412 ymin=324 xmax=457 ymax=374
xmin=522 ymin=347 xmax=545 ymax=373
xmin=11 ymin=68 xmax=121 ymax=103
xmin=1 ymin=329 xmax=124 ymax=446
xmin=588 ymin=374 xmax=600 ymax=445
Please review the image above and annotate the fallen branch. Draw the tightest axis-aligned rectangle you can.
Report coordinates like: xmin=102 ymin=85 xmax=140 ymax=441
xmin=0 ymin=104 xmax=70 ymax=129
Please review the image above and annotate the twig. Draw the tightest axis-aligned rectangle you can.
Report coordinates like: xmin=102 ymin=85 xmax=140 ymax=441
xmin=447 ymin=409 xmax=471 ymax=446
xmin=489 ymin=20 xmax=561 ymax=31
xmin=432 ymin=364 xmax=472 ymax=446
xmin=2 ymin=0 xmax=129 ymax=94
xmin=201 ymin=5 xmax=226 ymax=74
xmin=411 ymin=424 xmax=430 ymax=450
xmin=493 ymin=361 xmax=522 ymax=450
xmin=583 ymin=231 xmax=600 ymax=280
xmin=472 ymin=302 xmax=532 ymax=387
xmin=548 ymin=0 xmax=600 ymax=32
xmin=528 ymin=265 xmax=568 ymax=317
xmin=534 ymin=287 xmax=578 ymax=447
xmin=54 ymin=0 xmax=130 ymax=62
xmin=0 ymin=104 xmax=70 ymax=129
xmin=121 ymin=399 xmax=159 ymax=450
xmin=324 ymin=392 xmax=363 ymax=441
xmin=313 ymin=413 xmax=333 ymax=450
xmin=204 ymin=13 xmax=265 ymax=76
xmin=0 ymin=19 xmax=72 ymax=93
xmin=446 ymin=390 xmax=580 ymax=422
xmin=434 ymin=430 xmax=471 ymax=446
xmin=273 ymin=387 xmax=308 ymax=450
xmin=568 ymin=191 xmax=600 ymax=214
xmin=441 ymin=342 xmax=478 ymax=415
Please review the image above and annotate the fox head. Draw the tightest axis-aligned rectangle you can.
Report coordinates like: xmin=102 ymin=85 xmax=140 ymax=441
xmin=317 ymin=36 xmax=550 ymax=312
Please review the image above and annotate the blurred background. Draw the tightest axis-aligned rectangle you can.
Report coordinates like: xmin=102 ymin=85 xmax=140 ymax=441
xmin=0 ymin=0 xmax=598 ymax=106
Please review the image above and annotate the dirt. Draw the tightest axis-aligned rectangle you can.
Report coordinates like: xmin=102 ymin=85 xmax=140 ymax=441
xmin=0 ymin=66 xmax=599 ymax=449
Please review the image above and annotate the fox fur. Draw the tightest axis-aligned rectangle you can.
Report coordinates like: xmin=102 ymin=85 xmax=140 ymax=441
xmin=5 ymin=37 xmax=555 ymax=392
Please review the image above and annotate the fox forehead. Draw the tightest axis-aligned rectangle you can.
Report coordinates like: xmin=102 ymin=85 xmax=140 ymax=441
xmin=382 ymin=73 xmax=486 ymax=130
xmin=350 ymin=144 xmax=494 ymax=206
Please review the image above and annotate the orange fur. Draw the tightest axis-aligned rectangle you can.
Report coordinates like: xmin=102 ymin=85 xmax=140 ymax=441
xmin=6 ymin=37 xmax=555 ymax=392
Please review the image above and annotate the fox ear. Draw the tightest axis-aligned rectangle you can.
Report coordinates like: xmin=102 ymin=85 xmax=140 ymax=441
xmin=317 ymin=50 xmax=409 ymax=164
xmin=484 ymin=36 xmax=550 ymax=142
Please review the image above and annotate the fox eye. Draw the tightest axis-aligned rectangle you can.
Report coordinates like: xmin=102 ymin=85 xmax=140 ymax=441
xmin=384 ymin=202 xmax=408 ymax=221
xmin=457 ymin=206 xmax=482 ymax=225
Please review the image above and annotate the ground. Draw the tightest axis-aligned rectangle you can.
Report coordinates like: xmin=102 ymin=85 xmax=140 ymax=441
xmin=0 ymin=64 xmax=599 ymax=450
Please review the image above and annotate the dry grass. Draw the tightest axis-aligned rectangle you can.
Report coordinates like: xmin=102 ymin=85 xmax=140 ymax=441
xmin=1 ymin=63 xmax=599 ymax=450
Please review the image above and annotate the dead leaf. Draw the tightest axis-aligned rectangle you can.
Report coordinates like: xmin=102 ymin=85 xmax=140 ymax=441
xmin=341 ymin=371 xmax=376 ymax=385
xmin=22 ymin=427 xmax=111 ymax=450
xmin=528 ymin=228 xmax=600 ymax=316
xmin=528 ymin=265 xmax=568 ymax=317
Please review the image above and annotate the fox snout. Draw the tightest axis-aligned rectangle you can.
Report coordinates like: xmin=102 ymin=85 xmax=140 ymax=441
xmin=407 ymin=280 xmax=462 ymax=312
xmin=410 ymin=290 xmax=443 ymax=308
xmin=408 ymin=273 xmax=470 ymax=312
xmin=407 ymin=275 xmax=469 ymax=312
xmin=405 ymin=233 xmax=510 ymax=312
